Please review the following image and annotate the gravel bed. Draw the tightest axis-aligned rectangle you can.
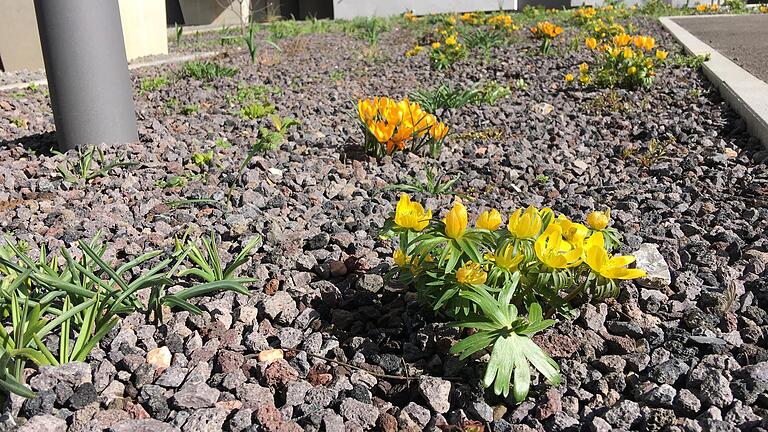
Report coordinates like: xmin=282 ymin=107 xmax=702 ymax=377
xmin=0 ymin=16 xmax=767 ymax=432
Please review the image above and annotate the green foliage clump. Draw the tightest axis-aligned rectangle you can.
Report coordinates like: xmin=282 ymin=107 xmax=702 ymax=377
xmin=0 ymin=233 xmax=259 ymax=397
xmin=180 ymin=60 xmax=238 ymax=81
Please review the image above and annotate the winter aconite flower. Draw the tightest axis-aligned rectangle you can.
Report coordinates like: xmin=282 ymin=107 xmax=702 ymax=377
xmin=490 ymin=245 xmax=524 ymax=271
xmin=508 ymin=206 xmax=543 ymax=239
xmin=432 ymin=42 xmax=441 ymax=49
xmin=584 ymin=233 xmax=647 ymax=279
xmin=393 ymin=249 xmax=408 ymax=266
xmin=565 ymin=73 xmax=574 ymax=83
xmin=586 ymin=209 xmax=610 ymax=230
xmin=534 ymin=225 xmax=583 ymax=269
xmin=394 ymin=193 xmax=431 ymax=231
xmin=579 ymin=63 xmax=589 ymax=74
xmin=476 ymin=209 xmax=502 ymax=231
xmin=444 ymin=200 xmax=468 ymax=239
xmin=585 ymin=37 xmax=597 ymax=50
xmin=456 ymin=262 xmax=487 ymax=285
xmin=655 ymin=50 xmax=668 ymax=60
xmin=613 ymin=33 xmax=632 ymax=47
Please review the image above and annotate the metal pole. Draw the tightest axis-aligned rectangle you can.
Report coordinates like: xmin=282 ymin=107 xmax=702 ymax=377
xmin=33 ymin=0 xmax=138 ymax=151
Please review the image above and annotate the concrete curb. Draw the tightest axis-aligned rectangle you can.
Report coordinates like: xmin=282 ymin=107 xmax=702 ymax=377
xmin=660 ymin=15 xmax=768 ymax=149
xmin=0 ymin=51 xmax=220 ymax=93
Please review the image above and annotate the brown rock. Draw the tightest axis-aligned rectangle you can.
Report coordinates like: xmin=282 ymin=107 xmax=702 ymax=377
xmin=378 ymin=412 xmax=398 ymax=432
xmin=263 ymin=359 xmax=298 ymax=387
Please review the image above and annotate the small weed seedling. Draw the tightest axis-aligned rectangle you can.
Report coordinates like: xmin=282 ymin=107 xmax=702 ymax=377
xmin=240 ymin=101 xmax=276 ymax=120
xmin=384 ymin=167 xmax=463 ymax=198
xmin=191 ymin=150 xmax=214 ymax=167
xmin=180 ymin=61 xmax=238 ymax=81
xmin=57 ymin=145 xmax=137 ymax=184
xmin=174 ymin=23 xmax=183 ymax=44
xmin=180 ymin=104 xmax=200 ymax=115
xmin=227 ymin=115 xmax=299 ymax=202
xmin=140 ymin=76 xmax=169 ymax=93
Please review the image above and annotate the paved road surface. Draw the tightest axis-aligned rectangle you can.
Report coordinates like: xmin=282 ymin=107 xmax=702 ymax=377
xmin=674 ymin=15 xmax=768 ymax=83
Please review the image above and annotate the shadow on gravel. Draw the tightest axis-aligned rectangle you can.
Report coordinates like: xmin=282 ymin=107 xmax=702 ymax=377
xmin=309 ymin=265 xmax=495 ymax=418
xmin=0 ymin=131 xmax=58 ymax=156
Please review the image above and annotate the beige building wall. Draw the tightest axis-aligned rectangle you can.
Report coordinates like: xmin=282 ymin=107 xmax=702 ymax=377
xmin=0 ymin=0 xmax=168 ymax=72
xmin=120 ymin=0 xmax=169 ymax=61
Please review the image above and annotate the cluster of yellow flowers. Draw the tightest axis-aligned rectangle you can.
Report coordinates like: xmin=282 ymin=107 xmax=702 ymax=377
xmin=486 ymin=14 xmax=520 ymax=31
xmin=357 ymin=97 xmax=448 ymax=158
xmin=695 ymin=3 xmax=719 ymax=12
xmin=760 ymin=4 xmax=768 ymax=13
xmin=572 ymin=6 xmax=597 ymax=24
xmin=460 ymin=12 xmax=483 ymax=25
xmin=568 ymin=32 xmax=668 ymax=88
xmin=404 ymin=10 xmax=419 ymax=22
xmin=529 ymin=21 xmax=564 ymax=39
xmin=392 ymin=193 xmax=645 ymax=284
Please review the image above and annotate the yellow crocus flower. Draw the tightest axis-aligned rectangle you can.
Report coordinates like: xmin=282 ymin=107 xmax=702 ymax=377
xmin=622 ymin=47 xmax=634 ymax=59
xmin=456 ymin=262 xmax=487 ymax=285
xmin=394 ymin=193 xmax=432 ymax=231
xmin=476 ymin=209 xmax=502 ymax=231
xmin=429 ymin=122 xmax=449 ymax=141
xmin=586 ymin=209 xmax=610 ymax=230
xmin=368 ymin=121 xmax=395 ymax=143
xmin=444 ymin=200 xmax=468 ymax=239
xmin=627 ymin=66 xmax=637 ymax=75
xmin=585 ymin=37 xmax=597 ymax=50
xmin=507 ymin=206 xmax=542 ymax=239
xmin=584 ymin=233 xmax=647 ymax=279
xmin=357 ymin=99 xmax=377 ymax=123
xmin=534 ymin=225 xmax=583 ymax=269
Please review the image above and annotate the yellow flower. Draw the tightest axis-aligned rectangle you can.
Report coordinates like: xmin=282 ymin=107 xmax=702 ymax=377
xmin=431 ymin=42 xmax=441 ymax=49
xmin=552 ymin=215 xmax=590 ymax=245
xmin=633 ymin=35 xmax=655 ymax=51
xmin=622 ymin=47 xmax=634 ymax=59
xmin=584 ymin=233 xmax=647 ymax=279
xmin=444 ymin=200 xmax=468 ymax=239
xmin=476 ymin=209 xmax=502 ymax=231
xmin=491 ymin=245 xmax=524 ymax=271
xmin=357 ymin=99 xmax=377 ymax=123
xmin=579 ymin=63 xmax=589 ymax=74
xmin=710 ymin=4 xmax=719 ymax=11
xmin=579 ymin=74 xmax=591 ymax=85
xmin=429 ymin=122 xmax=449 ymax=141
xmin=534 ymin=225 xmax=583 ymax=269
xmin=627 ymin=66 xmax=637 ymax=75
xmin=447 ymin=16 xmax=457 ymax=25
xmin=456 ymin=262 xmax=487 ymax=285
xmin=585 ymin=37 xmax=597 ymax=50
xmin=393 ymin=249 xmax=408 ymax=266
xmin=586 ymin=209 xmax=611 ymax=230
xmin=696 ymin=4 xmax=707 ymax=11
xmin=394 ymin=193 xmax=432 ymax=231
xmin=655 ymin=50 xmax=668 ymax=60
xmin=368 ymin=120 xmax=395 ymax=143
xmin=613 ymin=33 xmax=631 ymax=47
xmin=610 ymin=47 xmax=621 ymax=58
xmin=565 ymin=73 xmax=574 ymax=83
xmin=507 ymin=206 xmax=542 ymax=239
xmin=445 ymin=35 xmax=457 ymax=46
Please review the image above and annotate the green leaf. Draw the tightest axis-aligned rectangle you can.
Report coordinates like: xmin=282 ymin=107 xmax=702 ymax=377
xmin=173 ymin=280 xmax=250 ymax=301
xmin=449 ymin=330 xmax=496 ymax=360
xmin=519 ymin=336 xmax=560 ymax=386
